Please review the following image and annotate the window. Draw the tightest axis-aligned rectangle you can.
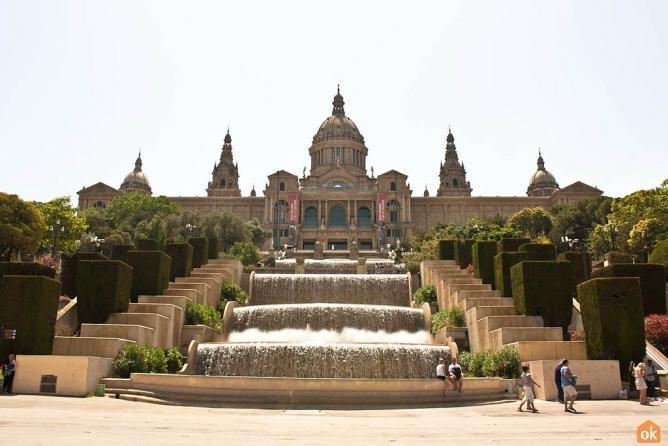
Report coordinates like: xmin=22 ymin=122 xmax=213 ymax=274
xmin=453 ymin=178 xmax=458 ymax=187
xmin=304 ymin=207 xmax=318 ymax=227
xmin=328 ymin=206 xmax=346 ymax=227
xmin=93 ymin=201 xmax=106 ymax=210
xmin=390 ymin=181 xmax=396 ymax=191
xmin=303 ymin=240 xmax=316 ymax=250
xmin=390 ymin=210 xmax=398 ymax=223
xmin=220 ymin=178 xmax=226 ymax=187
xmin=358 ymin=207 xmax=371 ymax=227
xmin=279 ymin=182 xmax=285 ymax=191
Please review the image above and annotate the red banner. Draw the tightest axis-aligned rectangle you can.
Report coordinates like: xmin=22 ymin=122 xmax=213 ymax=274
xmin=289 ymin=192 xmax=298 ymax=224
xmin=377 ymin=193 xmax=386 ymax=222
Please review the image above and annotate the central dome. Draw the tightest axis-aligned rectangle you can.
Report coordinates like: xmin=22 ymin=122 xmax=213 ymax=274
xmin=312 ymin=87 xmax=365 ymax=144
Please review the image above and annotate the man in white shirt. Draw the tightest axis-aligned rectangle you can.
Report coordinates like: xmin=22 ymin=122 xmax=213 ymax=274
xmin=436 ymin=358 xmax=447 ymax=396
xmin=448 ymin=357 xmax=463 ymax=393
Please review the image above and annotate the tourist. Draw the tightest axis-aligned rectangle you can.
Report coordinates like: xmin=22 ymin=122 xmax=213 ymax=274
xmin=518 ymin=364 xmax=541 ymax=412
xmin=645 ymin=359 xmax=657 ymax=399
xmin=448 ymin=357 xmax=463 ymax=392
xmin=560 ymin=359 xmax=577 ymax=412
xmin=3 ymin=354 xmax=16 ymax=394
xmin=554 ymin=359 xmax=564 ymax=402
xmin=634 ymin=363 xmax=649 ymax=405
xmin=465 ymin=264 xmax=474 ymax=275
xmin=436 ymin=358 xmax=448 ymax=397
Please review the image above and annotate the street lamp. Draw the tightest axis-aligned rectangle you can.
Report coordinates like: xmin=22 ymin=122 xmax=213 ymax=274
xmin=603 ymin=221 xmax=619 ymax=251
xmin=185 ymin=223 xmax=196 ymax=240
xmin=49 ymin=219 xmax=65 ymax=257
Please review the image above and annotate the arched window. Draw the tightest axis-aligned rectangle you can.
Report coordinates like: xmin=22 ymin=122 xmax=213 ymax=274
xmin=93 ymin=201 xmax=106 ymax=210
xmin=328 ymin=206 xmax=346 ymax=227
xmin=304 ymin=207 xmax=318 ymax=227
xmin=279 ymin=182 xmax=285 ymax=191
xmin=358 ymin=207 xmax=371 ymax=227
xmin=220 ymin=178 xmax=226 ymax=187
xmin=387 ymin=199 xmax=401 ymax=223
xmin=453 ymin=178 xmax=458 ymax=187
xmin=390 ymin=181 xmax=396 ymax=191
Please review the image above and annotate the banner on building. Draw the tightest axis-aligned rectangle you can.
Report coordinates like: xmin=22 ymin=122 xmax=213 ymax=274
xmin=377 ymin=193 xmax=386 ymax=222
xmin=289 ymin=192 xmax=298 ymax=224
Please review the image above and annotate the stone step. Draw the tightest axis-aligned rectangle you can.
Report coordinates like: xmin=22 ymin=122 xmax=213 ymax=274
xmin=52 ymin=336 xmax=135 ymax=358
xmin=472 ymin=315 xmax=544 ymax=352
xmin=450 ymin=289 xmax=503 ymax=310
xmin=138 ymin=295 xmax=191 ymax=311
xmin=505 ymin=341 xmax=587 ymax=361
xmin=129 ymin=303 xmax=181 ymax=349
xmin=167 ymin=283 xmax=208 ymax=305
xmin=488 ymin=327 xmax=563 ymax=351
xmin=190 ymin=271 xmax=225 ymax=285
xmin=460 ymin=297 xmax=514 ymax=312
xmin=446 ymin=283 xmax=492 ymax=299
xmin=107 ymin=313 xmax=171 ymax=349
xmin=80 ymin=324 xmax=155 ymax=346
xmin=467 ymin=306 xmax=517 ymax=321
xmin=443 ymin=277 xmax=483 ymax=286
xmin=175 ymin=277 xmax=220 ymax=307
xmin=163 ymin=288 xmax=203 ymax=304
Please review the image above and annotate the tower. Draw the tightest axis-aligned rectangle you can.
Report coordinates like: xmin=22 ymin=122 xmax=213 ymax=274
xmin=527 ymin=149 xmax=559 ymax=197
xmin=119 ymin=151 xmax=152 ymax=195
xmin=436 ymin=128 xmax=472 ymax=197
xmin=207 ymin=129 xmax=242 ymax=197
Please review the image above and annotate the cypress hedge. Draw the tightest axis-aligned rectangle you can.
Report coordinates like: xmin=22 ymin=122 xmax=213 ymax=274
xmin=438 ymin=240 xmax=456 ymax=261
xmin=591 ymin=264 xmax=666 ymax=315
xmin=558 ymin=251 xmax=592 ymax=296
xmin=0 ymin=275 xmax=61 ymax=361
xmin=454 ymin=239 xmax=475 ymax=269
xmin=494 ymin=252 xmax=527 ymax=298
xmin=510 ymin=261 xmax=573 ymax=335
xmin=497 ymin=238 xmax=530 ymax=253
xmin=189 ymin=237 xmax=209 ymax=268
xmin=519 ymin=243 xmax=557 ymax=261
xmin=578 ymin=277 xmax=646 ymax=377
xmin=60 ymin=252 xmax=108 ymax=297
xmin=136 ymin=239 xmax=161 ymax=251
xmin=110 ymin=244 xmax=136 ymax=263
xmin=208 ymin=237 xmax=220 ymax=260
xmin=125 ymin=250 xmax=172 ymax=302
xmin=76 ymin=260 xmax=132 ymax=324
xmin=0 ymin=262 xmax=56 ymax=279
xmin=472 ymin=241 xmax=498 ymax=288
xmin=164 ymin=243 xmax=194 ymax=281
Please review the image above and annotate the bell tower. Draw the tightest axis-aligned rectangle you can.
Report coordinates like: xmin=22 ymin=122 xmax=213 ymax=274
xmin=207 ymin=128 xmax=242 ymax=197
xmin=437 ymin=128 xmax=472 ymax=197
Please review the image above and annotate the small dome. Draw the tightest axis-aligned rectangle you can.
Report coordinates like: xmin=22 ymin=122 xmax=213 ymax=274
xmin=122 ymin=170 xmax=150 ymax=187
xmin=120 ymin=153 xmax=151 ymax=194
xmin=527 ymin=150 xmax=559 ymax=195
xmin=312 ymin=86 xmax=365 ymax=144
xmin=423 ymin=186 xmax=430 ymax=197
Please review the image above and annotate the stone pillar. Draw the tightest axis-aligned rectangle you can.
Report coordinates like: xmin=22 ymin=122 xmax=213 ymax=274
xmin=314 ymin=242 xmax=324 ymax=260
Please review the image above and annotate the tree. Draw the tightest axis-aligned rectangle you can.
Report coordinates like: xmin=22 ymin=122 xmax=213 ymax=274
xmin=246 ymin=219 xmax=270 ymax=246
xmin=628 ymin=218 xmax=666 ymax=261
xmin=549 ymin=196 xmax=612 ymax=242
xmin=203 ymin=212 xmax=250 ymax=251
xmin=648 ymin=239 xmax=668 ymax=267
xmin=34 ymin=196 xmax=88 ymax=254
xmin=0 ymin=192 xmax=47 ymax=260
xmin=589 ymin=224 xmax=614 ymax=259
xmin=80 ymin=208 xmax=114 ymax=238
xmin=105 ymin=193 xmax=180 ymax=230
xmin=509 ymin=207 xmax=553 ymax=237
xmin=229 ymin=241 xmax=260 ymax=266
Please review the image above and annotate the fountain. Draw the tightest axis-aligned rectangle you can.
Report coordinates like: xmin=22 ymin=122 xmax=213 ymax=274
xmin=304 ymin=259 xmax=358 ymax=274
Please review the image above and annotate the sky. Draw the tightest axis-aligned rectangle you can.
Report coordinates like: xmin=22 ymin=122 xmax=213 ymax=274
xmin=1 ymin=0 xmax=666 ymax=204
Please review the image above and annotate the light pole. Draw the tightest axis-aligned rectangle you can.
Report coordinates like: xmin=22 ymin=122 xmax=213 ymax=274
xmin=49 ymin=219 xmax=65 ymax=257
xmin=185 ymin=224 xmax=196 ymax=240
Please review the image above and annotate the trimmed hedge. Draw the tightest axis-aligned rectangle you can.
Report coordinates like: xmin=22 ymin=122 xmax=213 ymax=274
xmin=494 ymin=252 xmax=527 ymax=298
xmin=438 ymin=240 xmax=456 ymax=261
xmin=558 ymin=251 xmax=592 ymax=295
xmin=125 ymin=251 xmax=172 ymax=302
xmin=136 ymin=239 xmax=161 ymax=251
xmin=578 ymin=278 xmax=646 ymax=376
xmin=208 ymin=237 xmax=219 ymax=260
xmin=497 ymin=238 xmax=530 ymax=253
xmin=0 ymin=262 xmax=56 ymax=279
xmin=519 ymin=243 xmax=556 ymax=261
xmin=164 ymin=243 xmax=193 ymax=281
xmin=591 ymin=264 xmax=666 ymax=315
xmin=472 ymin=241 xmax=498 ymax=288
xmin=110 ymin=244 xmax=135 ymax=263
xmin=454 ymin=239 xmax=475 ymax=268
xmin=189 ymin=237 xmax=209 ymax=268
xmin=0 ymin=275 xmax=61 ymax=361
xmin=76 ymin=260 xmax=132 ymax=324
xmin=60 ymin=252 xmax=108 ymax=297
xmin=511 ymin=261 xmax=573 ymax=335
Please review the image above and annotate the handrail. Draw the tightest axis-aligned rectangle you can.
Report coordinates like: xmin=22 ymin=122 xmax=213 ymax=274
xmin=56 ymin=297 xmax=77 ymax=321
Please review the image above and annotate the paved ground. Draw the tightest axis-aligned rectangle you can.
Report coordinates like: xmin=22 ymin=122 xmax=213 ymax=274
xmin=1 ymin=395 xmax=666 ymax=445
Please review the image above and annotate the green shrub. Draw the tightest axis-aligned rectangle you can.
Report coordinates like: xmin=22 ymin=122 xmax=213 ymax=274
xmin=511 ymin=261 xmax=572 ymax=334
xmin=185 ymin=302 xmax=222 ymax=330
xmin=164 ymin=243 xmax=193 ymax=281
xmin=76 ymin=260 xmax=132 ymax=324
xmin=591 ymin=263 xmax=666 ymax=315
xmin=136 ymin=238 xmax=161 ymax=250
xmin=165 ymin=348 xmax=184 ymax=373
xmin=125 ymin=250 xmax=171 ymax=303
xmin=188 ymin=237 xmax=209 ymax=268
xmin=438 ymin=240 xmax=456 ymax=260
xmin=413 ymin=285 xmax=437 ymax=307
xmin=518 ymin=243 xmax=556 ymax=261
xmin=208 ymin=237 xmax=219 ymax=260
xmin=110 ymin=244 xmax=135 ymax=263
xmin=454 ymin=239 xmax=475 ymax=268
xmin=0 ymin=275 xmax=61 ymax=361
xmin=112 ymin=344 xmax=179 ymax=378
xmin=493 ymin=252 xmax=527 ymax=298
xmin=472 ymin=241 xmax=497 ymax=288
xmin=431 ymin=307 xmax=465 ymax=332
xmin=459 ymin=351 xmax=485 ymax=377
xmin=578 ymin=278 xmax=646 ymax=379
xmin=218 ymin=281 xmax=248 ymax=312
xmin=648 ymin=239 xmax=668 ymax=268
xmin=0 ymin=262 xmax=56 ymax=279
xmin=497 ymin=238 xmax=530 ymax=253
xmin=606 ymin=251 xmax=633 ymax=264
xmin=558 ymin=251 xmax=592 ymax=296
xmin=481 ymin=347 xmax=522 ymax=379
xmin=60 ymin=252 xmax=108 ymax=297
xmin=229 ymin=241 xmax=260 ymax=266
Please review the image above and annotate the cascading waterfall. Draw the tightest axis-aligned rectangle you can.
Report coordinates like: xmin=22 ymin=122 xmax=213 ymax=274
xmin=304 ymin=259 xmax=358 ymax=274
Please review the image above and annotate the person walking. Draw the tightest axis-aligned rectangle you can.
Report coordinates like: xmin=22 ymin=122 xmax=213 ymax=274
xmin=560 ymin=359 xmax=578 ymax=413
xmin=645 ymin=359 xmax=657 ymax=400
xmin=518 ymin=364 xmax=541 ymax=412
xmin=634 ymin=363 xmax=649 ymax=405
xmin=448 ymin=357 xmax=463 ymax=393
xmin=3 ymin=354 xmax=16 ymax=394
xmin=436 ymin=358 xmax=448 ymax=397
xmin=554 ymin=359 xmax=564 ymax=402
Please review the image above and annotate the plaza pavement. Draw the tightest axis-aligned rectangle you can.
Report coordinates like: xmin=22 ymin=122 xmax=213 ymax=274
xmin=1 ymin=395 xmax=666 ymax=445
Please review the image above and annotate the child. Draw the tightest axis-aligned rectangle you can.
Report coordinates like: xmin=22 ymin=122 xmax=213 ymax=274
xmin=518 ymin=364 xmax=541 ymax=412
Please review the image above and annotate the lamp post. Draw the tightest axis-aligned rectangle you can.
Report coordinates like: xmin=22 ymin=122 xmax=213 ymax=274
xmin=604 ymin=221 xmax=618 ymax=251
xmin=185 ymin=223 xmax=196 ymax=240
xmin=49 ymin=219 xmax=65 ymax=257
xmin=562 ymin=235 xmax=589 ymax=281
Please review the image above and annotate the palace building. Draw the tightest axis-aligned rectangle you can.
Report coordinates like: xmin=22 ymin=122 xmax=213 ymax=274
xmin=78 ymin=87 xmax=602 ymax=250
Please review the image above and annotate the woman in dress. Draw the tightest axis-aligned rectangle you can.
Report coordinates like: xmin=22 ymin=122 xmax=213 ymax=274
xmin=634 ymin=363 xmax=649 ymax=405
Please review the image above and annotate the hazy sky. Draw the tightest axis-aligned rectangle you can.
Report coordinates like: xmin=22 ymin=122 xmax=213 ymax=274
xmin=1 ymin=0 xmax=666 ymax=204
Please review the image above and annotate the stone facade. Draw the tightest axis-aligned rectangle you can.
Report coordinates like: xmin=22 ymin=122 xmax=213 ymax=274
xmin=78 ymin=87 xmax=603 ymax=250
